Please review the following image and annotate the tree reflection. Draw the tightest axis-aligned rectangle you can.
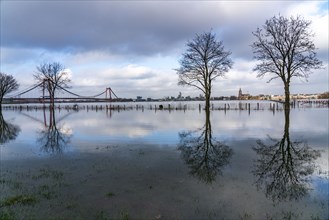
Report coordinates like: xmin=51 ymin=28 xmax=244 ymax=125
xmin=0 ymin=109 xmax=20 ymax=144
xmin=253 ymin=109 xmax=321 ymax=202
xmin=37 ymin=108 xmax=71 ymax=154
xmin=178 ymin=110 xmax=233 ymax=183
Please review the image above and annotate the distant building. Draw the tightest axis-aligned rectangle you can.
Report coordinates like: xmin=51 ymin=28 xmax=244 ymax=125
xmin=238 ymin=88 xmax=250 ymax=100
xmin=136 ymin=96 xmax=146 ymax=101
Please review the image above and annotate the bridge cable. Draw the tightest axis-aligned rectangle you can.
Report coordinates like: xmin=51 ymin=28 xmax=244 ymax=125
xmin=5 ymin=82 xmax=44 ymax=98
xmin=5 ymin=78 xmax=119 ymax=99
xmin=56 ymin=84 xmax=107 ymax=98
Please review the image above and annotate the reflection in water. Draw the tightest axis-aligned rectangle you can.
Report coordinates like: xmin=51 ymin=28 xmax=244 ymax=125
xmin=253 ymin=109 xmax=321 ymax=202
xmin=0 ymin=109 xmax=21 ymax=144
xmin=178 ymin=110 xmax=233 ymax=183
xmin=37 ymin=108 xmax=72 ymax=154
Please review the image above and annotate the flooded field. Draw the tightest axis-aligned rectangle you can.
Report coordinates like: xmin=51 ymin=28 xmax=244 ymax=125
xmin=0 ymin=101 xmax=328 ymax=219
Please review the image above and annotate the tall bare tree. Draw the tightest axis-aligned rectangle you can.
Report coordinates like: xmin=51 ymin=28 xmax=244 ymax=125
xmin=252 ymin=15 xmax=323 ymax=109
xmin=177 ymin=32 xmax=233 ymax=111
xmin=0 ymin=72 xmax=19 ymax=105
xmin=34 ymin=62 xmax=71 ymax=105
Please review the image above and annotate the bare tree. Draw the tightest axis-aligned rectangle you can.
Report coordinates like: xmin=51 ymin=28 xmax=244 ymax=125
xmin=177 ymin=32 xmax=233 ymax=111
xmin=0 ymin=72 xmax=19 ymax=105
xmin=252 ymin=15 xmax=323 ymax=109
xmin=34 ymin=62 xmax=71 ymax=105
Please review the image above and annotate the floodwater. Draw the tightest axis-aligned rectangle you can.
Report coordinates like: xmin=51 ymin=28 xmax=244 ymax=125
xmin=0 ymin=101 xmax=328 ymax=219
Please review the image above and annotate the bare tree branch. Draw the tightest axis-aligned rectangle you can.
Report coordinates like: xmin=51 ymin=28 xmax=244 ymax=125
xmin=34 ymin=62 xmax=71 ymax=105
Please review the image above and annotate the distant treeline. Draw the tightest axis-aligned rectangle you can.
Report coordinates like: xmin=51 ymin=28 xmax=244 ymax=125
xmin=318 ymin=92 xmax=329 ymax=99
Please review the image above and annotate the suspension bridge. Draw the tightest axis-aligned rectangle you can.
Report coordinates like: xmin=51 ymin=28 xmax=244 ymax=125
xmin=3 ymin=81 xmax=118 ymax=104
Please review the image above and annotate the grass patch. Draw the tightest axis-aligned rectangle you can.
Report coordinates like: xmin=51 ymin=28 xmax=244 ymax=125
xmin=119 ymin=210 xmax=129 ymax=220
xmin=0 ymin=179 xmax=22 ymax=190
xmin=95 ymin=210 xmax=108 ymax=220
xmin=32 ymin=168 xmax=64 ymax=180
xmin=0 ymin=210 xmax=15 ymax=220
xmin=11 ymin=181 xmax=22 ymax=190
xmin=38 ymin=184 xmax=57 ymax=200
xmin=0 ymin=195 xmax=37 ymax=207
xmin=106 ymin=192 xmax=115 ymax=198
xmin=65 ymin=202 xmax=76 ymax=210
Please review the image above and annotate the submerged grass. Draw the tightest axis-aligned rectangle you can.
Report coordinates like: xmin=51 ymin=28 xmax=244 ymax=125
xmin=0 ymin=209 xmax=15 ymax=220
xmin=37 ymin=184 xmax=57 ymax=200
xmin=94 ymin=210 xmax=108 ymax=220
xmin=119 ymin=210 xmax=129 ymax=220
xmin=106 ymin=192 xmax=115 ymax=198
xmin=0 ymin=195 xmax=37 ymax=207
xmin=32 ymin=168 xmax=64 ymax=180
xmin=0 ymin=179 xmax=23 ymax=190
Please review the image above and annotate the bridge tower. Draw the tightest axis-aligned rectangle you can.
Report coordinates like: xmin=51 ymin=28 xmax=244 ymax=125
xmin=41 ymin=78 xmax=53 ymax=104
xmin=42 ymin=79 xmax=48 ymax=103
xmin=105 ymin=87 xmax=112 ymax=100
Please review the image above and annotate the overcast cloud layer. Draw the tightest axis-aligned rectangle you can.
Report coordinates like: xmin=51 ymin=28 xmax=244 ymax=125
xmin=1 ymin=1 xmax=328 ymax=99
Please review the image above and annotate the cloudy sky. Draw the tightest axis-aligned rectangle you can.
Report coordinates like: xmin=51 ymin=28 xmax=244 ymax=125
xmin=1 ymin=1 xmax=328 ymax=99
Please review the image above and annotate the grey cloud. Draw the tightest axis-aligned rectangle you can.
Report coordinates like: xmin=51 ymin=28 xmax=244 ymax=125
xmin=1 ymin=1 xmax=220 ymax=56
xmin=0 ymin=47 xmax=39 ymax=64
xmin=3 ymin=1 xmax=301 ymax=58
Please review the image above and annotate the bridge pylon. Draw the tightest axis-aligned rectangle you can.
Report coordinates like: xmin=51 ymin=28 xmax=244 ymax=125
xmin=105 ymin=87 xmax=112 ymax=100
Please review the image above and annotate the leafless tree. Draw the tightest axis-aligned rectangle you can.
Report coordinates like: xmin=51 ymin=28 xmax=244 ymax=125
xmin=177 ymin=32 xmax=233 ymax=111
xmin=0 ymin=72 xmax=19 ymax=105
xmin=252 ymin=15 xmax=323 ymax=109
xmin=34 ymin=62 xmax=71 ymax=105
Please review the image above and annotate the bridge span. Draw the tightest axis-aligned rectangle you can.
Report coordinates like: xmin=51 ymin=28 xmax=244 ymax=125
xmin=3 ymin=82 xmax=118 ymax=104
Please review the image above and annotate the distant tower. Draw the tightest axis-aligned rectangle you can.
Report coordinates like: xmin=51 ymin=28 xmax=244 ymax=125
xmin=238 ymin=88 xmax=242 ymax=100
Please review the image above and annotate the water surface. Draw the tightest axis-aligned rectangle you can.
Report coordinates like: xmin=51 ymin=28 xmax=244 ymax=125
xmin=0 ymin=102 xmax=328 ymax=219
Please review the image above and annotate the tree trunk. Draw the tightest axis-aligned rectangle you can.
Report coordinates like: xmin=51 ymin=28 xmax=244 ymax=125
xmin=205 ymin=91 xmax=210 ymax=112
xmin=205 ymin=108 xmax=211 ymax=140
xmin=284 ymin=83 xmax=290 ymax=110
